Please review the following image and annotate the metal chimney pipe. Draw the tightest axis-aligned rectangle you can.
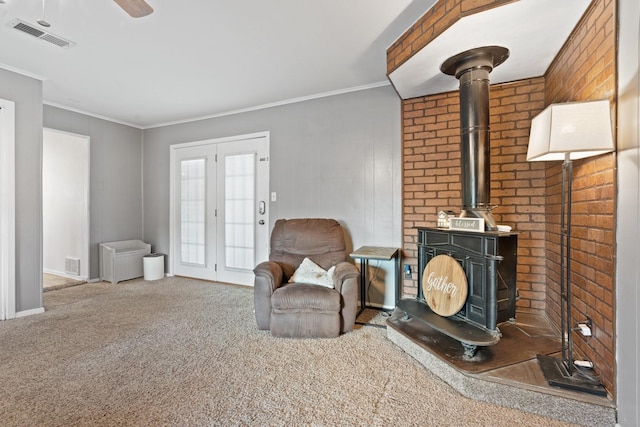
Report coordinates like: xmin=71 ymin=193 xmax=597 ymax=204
xmin=441 ymin=46 xmax=509 ymax=231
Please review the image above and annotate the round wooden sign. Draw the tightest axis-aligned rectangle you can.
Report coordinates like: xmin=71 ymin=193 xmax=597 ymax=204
xmin=422 ymin=255 xmax=468 ymax=317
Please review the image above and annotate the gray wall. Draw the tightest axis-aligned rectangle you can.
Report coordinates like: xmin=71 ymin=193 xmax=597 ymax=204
xmin=0 ymin=68 xmax=43 ymax=312
xmin=43 ymin=105 xmax=144 ymax=280
xmin=143 ymin=85 xmax=402 ymax=265
xmin=616 ymin=0 xmax=640 ymax=423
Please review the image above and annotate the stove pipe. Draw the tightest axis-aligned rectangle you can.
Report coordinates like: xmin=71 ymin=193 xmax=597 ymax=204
xmin=441 ymin=46 xmax=509 ymax=231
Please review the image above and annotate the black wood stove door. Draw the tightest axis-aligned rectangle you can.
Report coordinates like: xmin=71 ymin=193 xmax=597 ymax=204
xmin=417 ymin=228 xmax=517 ymax=332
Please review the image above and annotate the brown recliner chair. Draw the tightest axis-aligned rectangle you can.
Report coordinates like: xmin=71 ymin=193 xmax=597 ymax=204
xmin=253 ymin=218 xmax=360 ymax=338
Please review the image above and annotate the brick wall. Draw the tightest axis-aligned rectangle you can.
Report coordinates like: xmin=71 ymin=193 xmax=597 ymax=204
xmin=542 ymin=0 xmax=616 ymax=394
xmin=396 ymin=0 xmax=616 ymax=395
xmin=402 ymin=78 xmax=547 ymax=310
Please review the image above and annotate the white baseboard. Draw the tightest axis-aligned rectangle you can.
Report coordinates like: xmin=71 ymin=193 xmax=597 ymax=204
xmin=15 ymin=307 xmax=45 ymax=318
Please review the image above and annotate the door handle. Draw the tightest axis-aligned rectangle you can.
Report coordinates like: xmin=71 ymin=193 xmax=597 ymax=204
xmin=259 ymin=201 xmax=266 ymax=215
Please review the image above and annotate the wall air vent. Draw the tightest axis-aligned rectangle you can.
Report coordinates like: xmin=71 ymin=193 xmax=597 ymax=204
xmin=65 ymin=257 xmax=81 ymax=276
xmin=9 ymin=19 xmax=75 ymax=48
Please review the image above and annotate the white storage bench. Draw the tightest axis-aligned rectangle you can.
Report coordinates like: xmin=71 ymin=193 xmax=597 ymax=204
xmin=100 ymin=240 xmax=151 ymax=284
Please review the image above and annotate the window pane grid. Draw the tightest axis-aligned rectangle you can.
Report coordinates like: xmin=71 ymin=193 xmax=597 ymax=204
xmin=180 ymin=158 xmax=206 ymax=266
xmin=225 ymin=154 xmax=255 ymax=269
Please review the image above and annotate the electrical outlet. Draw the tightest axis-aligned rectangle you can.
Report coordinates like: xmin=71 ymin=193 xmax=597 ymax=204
xmin=404 ymin=264 xmax=412 ymax=279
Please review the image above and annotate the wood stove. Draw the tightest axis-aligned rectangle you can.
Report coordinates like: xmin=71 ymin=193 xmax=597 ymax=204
xmin=396 ymin=46 xmax=518 ymax=357
xmin=398 ymin=228 xmax=517 ymax=356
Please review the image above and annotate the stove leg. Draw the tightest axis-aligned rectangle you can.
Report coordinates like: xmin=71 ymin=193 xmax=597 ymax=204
xmin=462 ymin=342 xmax=477 ymax=359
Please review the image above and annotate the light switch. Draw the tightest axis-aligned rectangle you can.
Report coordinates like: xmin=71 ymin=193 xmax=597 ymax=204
xmin=271 ymin=192 xmax=277 ymax=202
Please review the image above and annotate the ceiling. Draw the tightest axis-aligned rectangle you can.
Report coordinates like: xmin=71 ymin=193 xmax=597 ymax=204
xmin=0 ymin=0 xmax=591 ymax=130
xmin=388 ymin=0 xmax=592 ymax=99
xmin=0 ymin=0 xmax=432 ymax=128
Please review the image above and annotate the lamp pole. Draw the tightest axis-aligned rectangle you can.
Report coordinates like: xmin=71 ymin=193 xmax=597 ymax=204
xmin=528 ymin=99 xmax=612 ymax=396
xmin=561 ymin=154 xmax=574 ymax=376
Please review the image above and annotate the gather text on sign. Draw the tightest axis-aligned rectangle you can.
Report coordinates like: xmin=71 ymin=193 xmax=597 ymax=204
xmin=422 ymin=255 xmax=468 ymax=317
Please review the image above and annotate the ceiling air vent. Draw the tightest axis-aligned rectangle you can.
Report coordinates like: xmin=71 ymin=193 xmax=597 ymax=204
xmin=9 ymin=19 xmax=75 ymax=48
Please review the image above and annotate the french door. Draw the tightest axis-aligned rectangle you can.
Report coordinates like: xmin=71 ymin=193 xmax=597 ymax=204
xmin=170 ymin=132 xmax=270 ymax=286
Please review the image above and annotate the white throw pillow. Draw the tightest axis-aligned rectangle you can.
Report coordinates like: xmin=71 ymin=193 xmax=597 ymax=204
xmin=289 ymin=257 xmax=335 ymax=288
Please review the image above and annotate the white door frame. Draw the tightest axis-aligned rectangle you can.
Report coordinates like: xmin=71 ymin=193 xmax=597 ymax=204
xmin=0 ymin=99 xmax=16 ymax=320
xmin=169 ymin=131 xmax=270 ymax=280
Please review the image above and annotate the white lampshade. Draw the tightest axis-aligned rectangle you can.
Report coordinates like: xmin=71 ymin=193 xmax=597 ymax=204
xmin=526 ymin=99 xmax=614 ymax=161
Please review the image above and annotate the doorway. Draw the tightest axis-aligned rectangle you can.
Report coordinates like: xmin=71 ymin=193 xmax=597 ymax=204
xmin=169 ymin=132 xmax=270 ymax=286
xmin=42 ymin=128 xmax=90 ymax=288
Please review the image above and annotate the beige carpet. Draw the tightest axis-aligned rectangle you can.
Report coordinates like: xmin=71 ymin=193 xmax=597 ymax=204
xmin=0 ymin=277 xmax=579 ymax=426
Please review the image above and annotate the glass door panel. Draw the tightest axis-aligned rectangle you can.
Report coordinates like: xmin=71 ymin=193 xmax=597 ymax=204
xmin=216 ymin=136 xmax=269 ymax=285
xmin=224 ymin=153 xmax=255 ymax=270
xmin=172 ymin=144 xmax=216 ymax=280
xmin=180 ymin=158 xmax=206 ymax=266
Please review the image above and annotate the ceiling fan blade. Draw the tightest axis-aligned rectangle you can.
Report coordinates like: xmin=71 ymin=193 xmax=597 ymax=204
xmin=113 ymin=0 xmax=153 ymax=18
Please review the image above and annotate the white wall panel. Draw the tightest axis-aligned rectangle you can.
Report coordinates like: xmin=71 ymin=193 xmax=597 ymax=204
xmin=616 ymin=0 xmax=640 ymax=422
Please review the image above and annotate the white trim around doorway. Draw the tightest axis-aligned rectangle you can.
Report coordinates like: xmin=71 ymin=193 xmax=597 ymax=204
xmin=0 ymin=98 xmax=16 ymax=320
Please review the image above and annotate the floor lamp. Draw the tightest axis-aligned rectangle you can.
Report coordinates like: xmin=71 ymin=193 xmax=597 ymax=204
xmin=526 ymin=99 xmax=614 ymax=396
